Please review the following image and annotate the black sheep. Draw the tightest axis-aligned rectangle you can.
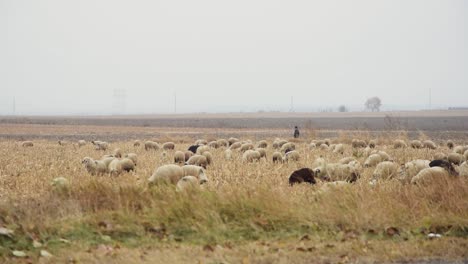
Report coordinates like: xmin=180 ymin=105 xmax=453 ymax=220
xmin=289 ymin=168 xmax=316 ymax=186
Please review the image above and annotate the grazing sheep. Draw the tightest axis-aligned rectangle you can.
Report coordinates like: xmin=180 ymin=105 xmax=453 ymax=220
xmin=195 ymin=139 xmax=208 ymax=145
xmin=119 ymin=158 xmax=136 ymax=172
xmin=464 ymin=150 xmax=468 ymax=161
xmin=82 ymin=157 xmax=108 ymax=176
xmin=256 ymin=140 xmax=268 ymax=149
xmin=92 ymin=141 xmax=109 ymax=151
xmin=410 ymin=140 xmax=423 ymax=149
xmin=256 ymin=148 xmax=267 ymax=159
xmin=144 ymin=141 xmax=160 ymax=151
xmin=312 ymin=140 xmax=326 ymax=147
xmin=375 ymin=151 xmax=391 ymax=162
xmin=207 ymin=141 xmax=219 ymax=149
xmin=108 ymin=159 xmax=123 ymax=176
xmin=289 ymin=168 xmax=316 ymax=186
xmin=433 ymin=152 xmax=447 ymax=161
xmin=309 ymin=143 xmax=317 ymax=149
xmin=283 ymin=150 xmax=300 ymax=162
xmin=134 ymin=140 xmax=141 ymax=147
xmin=339 ymin=157 xmax=356 ymax=164
xmin=51 ymin=177 xmax=69 ymax=189
xmin=446 ymin=140 xmax=454 ymax=149
xmin=176 ymin=176 xmax=200 ymax=192
xmin=162 ymin=142 xmax=175 ymax=150
xmin=393 ymin=139 xmax=407 ymax=149
xmin=447 ymin=153 xmax=465 ymax=165
xmin=351 ymin=139 xmax=367 ymax=148
xmin=319 ymin=144 xmax=329 ymax=151
xmin=184 ymin=150 xmax=194 ymax=162
xmin=280 ymin=142 xmax=296 ymax=153
xmin=429 ymin=159 xmax=459 ymax=176
xmin=21 ymin=141 xmax=34 ymax=147
xmin=112 ymin=148 xmax=123 ymax=158
xmin=368 ymin=140 xmax=377 ymax=148
xmin=229 ymin=142 xmax=242 ymax=150
xmin=186 ymin=155 xmax=208 ymax=168
xmin=58 ymin=140 xmax=68 ymax=146
xmin=332 ymin=144 xmax=344 ymax=154
xmin=364 ymin=154 xmax=383 ymax=167
xmin=217 ymin=139 xmax=229 ymax=148
xmin=228 ymin=137 xmax=240 ymax=146
xmin=453 ymin=146 xmax=467 ymax=154
xmin=324 ymin=139 xmax=331 ymax=146
xmin=224 ymin=149 xmax=233 ymax=160
xmin=240 ymin=143 xmax=255 ymax=152
xmin=148 ymin=164 xmax=184 ymax=185
xmin=196 ymin=145 xmax=210 ymax=155
xmin=202 ymin=151 xmax=213 ymax=165
xmin=182 ymin=165 xmax=208 ymax=183
xmin=78 ymin=140 xmax=87 ymax=147
xmin=372 ymin=161 xmax=399 ymax=181
xmin=398 ymin=159 xmax=430 ymax=184
xmin=459 ymin=162 xmax=468 ymax=177
xmin=174 ymin=151 xmax=185 ymax=164
xmin=272 ymin=152 xmax=283 ymax=163
xmin=242 ymin=150 xmax=261 ymax=163
xmin=124 ymin=153 xmax=138 ymax=166
xmin=423 ymin=140 xmax=437 ymax=150
xmin=188 ymin=145 xmax=200 ymax=154
xmin=273 ymin=139 xmax=288 ymax=149
xmin=101 ymin=157 xmax=117 ymax=168
xmin=315 ymin=163 xmax=359 ymax=183
xmin=411 ymin=167 xmax=449 ymax=185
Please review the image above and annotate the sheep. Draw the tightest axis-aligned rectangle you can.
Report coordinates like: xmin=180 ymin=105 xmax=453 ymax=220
xmin=51 ymin=177 xmax=69 ymax=189
xmin=207 ymin=141 xmax=219 ymax=149
xmin=446 ymin=140 xmax=454 ymax=149
xmin=182 ymin=165 xmax=208 ymax=183
xmin=184 ymin=150 xmax=194 ymax=161
xmin=397 ymin=159 xmax=430 ymax=184
xmin=58 ymin=140 xmax=68 ymax=146
xmin=240 ymin=143 xmax=255 ymax=152
xmin=368 ymin=140 xmax=377 ymax=148
xmin=196 ymin=145 xmax=210 ymax=155
xmin=124 ymin=153 xmax=138 ymax=166
xmin=174 ymin=151 xmax=185 ymax=164
xmin=429 ymin=159 xmax=459 ymax=176
xmin=280 ymin=142 xmax=295 ymax=153
xmin=423 ymin=140 xmax=437 ymax=150
xmin=375 ymin=151 xmax=391 ymax=162
xmin=144 ymin=141 xmax=160 ymax=151
xmin=92 ymin=141 xmax=109 ymax=151
xmin=393 ymin=139 xmax=407 ymax=149
xmin=447 ymin=153 xmax=465 ymax=165
xmin=464 ymin=150 xmax=468 ymax=161
xmin=21 ymin=141 xmax=34 ymax=147
xmin=186 ymin=155 xmax=208 ymax=168
xmin=228 ymin=137 xmax=240 ymax=146
xmin=324 ymin=138 xmax=332 ymax=146
xmin=273 ymin=139 xmax=288 ymax=149
xmin=433 ymin=152 xmax=447 ymax=161
xmin=309 ymin=143 xmax=317 ymax=149
xmin=117 ymin=158 xmax=135 ymax=173
xmin=411 ymin=167 xmax=449 ymax=185
xmin=82 ymin=157 xmax=108 ymax=176
xmin=202 ymin=151 xmax=213 ymax=165
xmin=162 ymin=142 xmax=175 ymax=150
xmin=289 ymin=168 xmax=316 ymax=186
xmin=112 ymin=148 xmax=123 ymax=158
xmin=148 ymin=164 xmax=185 ymax=185
xmin=351 ymin=139 xmax=367 ymax=148
xmin=339 ymin=157 xmax=357 ymax=164
xmin=372 ymin=161 xmax=399 ymax=182
xmin=229 ymin=142 xmax=242 ymax=150
xmin=332 ymin=144 xmax=344 ymax=154
xmin=176 ymin=176 xmax=200 ymax=192
xmin=410 ymin=140 xmax=423 ymax=149
xmin=217 ymin=139 xmax=229 ymax=148
xmin=242 ymin=150 xmax=261 ymax=163
xmin=194 ymin=139 xmax=208 ymax=146
xmin=133 ymin=140 xmax=141 ymax=147
xmin=314 ymin=163 xmax=359 ymax=183
xmin=312 ymin=140 xmax=326 ymax=147
xmin=453 ymin=146 xmax=467 ymax=154
xmin=459 ymin=162 xmax=468 ymax=177
xmin=256 ymin=148 xmax=267 ymax=159
xmin=364 ymin=154 xmax=382 ymax=168
xmin=224 ymin=149 xmax=233 ymax=160
xmin=187 ymin=145 xmax=199 ymax=154
xmin=256 ymin=140 xmax=268 ymax=149
xmin=272 ymin=152 xmax=283 ymax=163
xmin=283 ymin=150 xmax=300 ymax=162
xmin=78 ymin=140 xmax=87 ymax=147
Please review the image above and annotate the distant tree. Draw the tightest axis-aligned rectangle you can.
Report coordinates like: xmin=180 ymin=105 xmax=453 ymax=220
xmin=365 ymin=97 xmax=382 ymax=112
xmin=338 ymin=105 xmax=348 ymax=112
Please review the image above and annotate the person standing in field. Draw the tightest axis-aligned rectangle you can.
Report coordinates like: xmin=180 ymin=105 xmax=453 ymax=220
xmin=293 ymin=126 xmax=300 ymax=138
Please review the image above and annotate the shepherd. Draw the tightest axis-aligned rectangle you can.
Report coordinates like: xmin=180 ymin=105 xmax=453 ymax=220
xmin=293 ymin=126 xmax=300 ymax=138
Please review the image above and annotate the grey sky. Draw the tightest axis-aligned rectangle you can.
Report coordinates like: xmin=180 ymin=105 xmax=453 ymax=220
xmin=1 ymin=0 xmax=466 ymax=115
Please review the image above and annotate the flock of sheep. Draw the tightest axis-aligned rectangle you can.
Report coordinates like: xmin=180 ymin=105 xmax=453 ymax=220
xmin=19 ymin=137 xmax=468 ymax=191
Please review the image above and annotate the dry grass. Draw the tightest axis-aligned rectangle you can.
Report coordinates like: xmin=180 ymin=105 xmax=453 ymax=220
xmin=0 ymin=136 xmax=467 ymax=263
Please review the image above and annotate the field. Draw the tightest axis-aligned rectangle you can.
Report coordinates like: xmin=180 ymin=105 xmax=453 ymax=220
xmin=1 ymin=112 xmax=468 ymax=263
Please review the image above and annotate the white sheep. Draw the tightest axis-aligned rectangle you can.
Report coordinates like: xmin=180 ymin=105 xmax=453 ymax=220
xmin=423 ymin=140 xmax=437 ymax=150
xmin=112 ymin=148 xmax=123 ymax=158
xmin=186 ymin=155 xmax=208 ymax=168
xmin=51 ymin=177 xmax=69 ymax=189
xmin=148 ymin=164 xmax=185 ymax=185
xmin=372 ymin=161 xmax=399 ymax=182
xmin=393 ymin=139 xmax=407 ymax=149
xmin=371 ymin=150 xmax=391 ymax=162
xmin=217 ymin=139 xmax=229 ymax=148
xmin=208 ymin=141 xmax=219 ymax=149
xmin=332 ymin=144 xmax=344 ymax=154
xmin=459 ymin=162 xmax=468 ymax=177
xmin=58 ymin=140 xmax=69 ymax=146
xmin=448 ymin=152 xmax=465 ymax=165
xmin=195 ymin=139 xmax=208 ymax=145
xmin=242 ymin=150 xmax=261 ymax=163
xmin=92 ymin=141 xmax=109 ymax=151
xmin=21 ymin=141 xmax=34 ymax=147
xmin=410 ymin=140 xmax=423 ymax=149
xmin=256 ymin=140 xmax=268 ymax=149
xmin=464 ymin=150 xmax=468 ymax=161
xmin=368 ymin=139 xmax=377 ymax=148
xmin=229 ymin=142 xmax=242 ymax=150
xmin=446 ymin=140 xmax=454 ymax=149
xmin=338 ymin=157 xmax=356 ymax=164
xmin=78 ymin=140 xmax=87 ymax=147
xmin=108 ymin=158 xmax=136 ymax=176
xmin=411 ymin=167 xmax=449 ymax=185
xmin=144 ymin=141 xmax=160 ymax=151
xmin=256 ymin=148 xmax=267 ymax=159
xmin=280 ymin=142 xmax=296 ymax=153
xmin=351 ymin=139 xmax=367 ymax=148
xmin=315 ymin=163 xmax=359 ymax=182
xmin=174 ymin=151 xmax=185 ymax=164
xmin=124 ymin=153 xmax=138 ymax=166
xmin=319 ymin=144 xmax=330 ymax=151
xmin=228 ymin=137 xmax=240 ymax=146
xmin=283 ymin=150 xmax=300 ymax=162
xmin=453 ymin=145 xmax=468 ymax=155
xmin=196 ymin=145 xmax=210 ymax=155
xmin=176 ymin=176 xmax=200 ymax=192
xmin=225 ymin=149 xmax=233 ymax=160
xmin=162 ymin=142 xmax=175 ymax=150
xmin=202 ymin=151 xmax=213 ymax=165
xmin=433 ymin=152 xmax=447 ymax=161
xmin=82 ymin=157 xmax=108 ymax=176
xmin=364 ymin=154 xmax=382 ymax=167
xmin=182 ymin=165 xmax=208 ymax=183
xmin=397 ymin=159 xmax=430 ymax=184
xmin=184 ymin=151 xmax=194 ymax=162
xmin=272 ymin=152 xmax=283 ymax=163
xmin=240 ymin=143 xmax=255 ymax=152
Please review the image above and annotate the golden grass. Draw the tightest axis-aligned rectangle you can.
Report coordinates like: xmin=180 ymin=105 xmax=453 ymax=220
xmin=0 ymin=137 xmax=467 ymax=262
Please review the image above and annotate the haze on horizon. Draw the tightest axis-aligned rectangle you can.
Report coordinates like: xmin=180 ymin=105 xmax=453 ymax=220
xmin=1 ymin=0 xmax=467 ymax=115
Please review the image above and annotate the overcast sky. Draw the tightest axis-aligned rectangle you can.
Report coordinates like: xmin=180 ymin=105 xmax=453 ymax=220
xmin=1 ymin=0 xmax=466 ymax=115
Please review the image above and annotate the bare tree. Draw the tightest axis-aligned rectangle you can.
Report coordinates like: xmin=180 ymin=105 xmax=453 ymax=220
xmin=365 ymin=97 xmax=382 ymax=112
xmin=338 ymin=105 xmax=348 ymax=112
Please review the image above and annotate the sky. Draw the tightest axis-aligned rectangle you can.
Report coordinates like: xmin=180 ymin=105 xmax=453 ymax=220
xmin=0 ymin=0 xmax=466 ymax=115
